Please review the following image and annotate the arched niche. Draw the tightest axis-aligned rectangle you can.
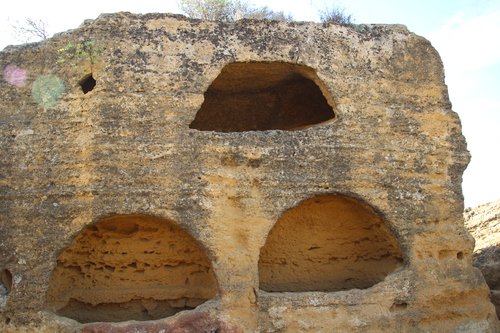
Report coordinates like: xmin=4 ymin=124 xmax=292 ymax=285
xmin=189 ymin=62 xmax=336 ymax=132
xmin=258 ymin=195 xmax=404 ymax=292
xmin=45 ymin=214 xmax=217 ymax=323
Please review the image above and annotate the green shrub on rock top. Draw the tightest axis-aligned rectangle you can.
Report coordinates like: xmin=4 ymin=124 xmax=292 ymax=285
xmin=318 ymin=2 xmax=356 ymax=27
xmin=56 ymin=40 xmax=104 ymax=67
xmin=178 ymin=0 xmax=293 ymax=22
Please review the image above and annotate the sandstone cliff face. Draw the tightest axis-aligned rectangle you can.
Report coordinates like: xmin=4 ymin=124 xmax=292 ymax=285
xmin=465 ymin=199 xmax=500 ymax=320
xmin=0 ymin=12 xmax=498 ymax=332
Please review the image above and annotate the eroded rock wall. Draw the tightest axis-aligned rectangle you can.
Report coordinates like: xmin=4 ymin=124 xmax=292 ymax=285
xmin=258 ymin=195 xmax=404 ymax=293
xmin=0 ymin=12 xmax=498 ymax=332
xmin=45 ymin=214 xmax=217 ymax=323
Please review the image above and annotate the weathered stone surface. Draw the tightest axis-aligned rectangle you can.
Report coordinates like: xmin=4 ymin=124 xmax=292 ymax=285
xmin=465 ymin=199 xmax=500 ymax=250
xmin=45 ymin=214 xmax=218 ymax=323
xmin=0 ymin=12 xmax=498 ymax=332
xmin=258 ymin=195 xmax=404 ymax=293
xmin=465 ymin=199 xmax=500 ymax=320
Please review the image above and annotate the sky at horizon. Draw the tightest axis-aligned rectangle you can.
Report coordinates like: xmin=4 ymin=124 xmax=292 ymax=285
xmin=1 ymin=0 xmax=499 ymax=208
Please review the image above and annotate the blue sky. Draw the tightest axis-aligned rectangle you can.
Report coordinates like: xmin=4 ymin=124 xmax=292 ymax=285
xmin=1 ymin=0 xmax=499 ymax=207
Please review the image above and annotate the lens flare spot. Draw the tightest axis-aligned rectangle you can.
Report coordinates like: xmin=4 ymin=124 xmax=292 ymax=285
xmin=31 ymin=75 xmax=65 ymax=109
xmin=3 ymin=64 xmax=28 ymax=87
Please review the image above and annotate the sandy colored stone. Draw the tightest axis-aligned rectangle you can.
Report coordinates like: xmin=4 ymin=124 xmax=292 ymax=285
xmin=465 ymin=199 xmax=500 ymax=323
xmin=0 ymin=12 xmax=498 ymax=332
xmin=189 ymin=62 xmax=336 ymax=131
xmin=45 ymin=214 xmax=217 ymax=323
xmin=259 ymin=195 xmax=403 ymax=292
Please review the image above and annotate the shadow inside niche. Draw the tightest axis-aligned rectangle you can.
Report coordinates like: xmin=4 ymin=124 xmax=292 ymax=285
xmin=189 ymin=62 xmax=336 ymax=132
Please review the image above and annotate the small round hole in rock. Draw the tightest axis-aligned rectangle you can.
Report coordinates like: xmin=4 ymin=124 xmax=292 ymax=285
xmin=79 ymin=74 xmax=96 ymax=94
xmin=457 ymin=251 xmax=464 ymax=260
xmin=390 ymin=302 xmax=408 ymax=312
xmin=1 ymin=269 xmax=13 ymax=294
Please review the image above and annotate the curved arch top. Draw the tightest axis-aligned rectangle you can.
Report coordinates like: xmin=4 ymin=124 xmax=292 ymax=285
xmin=259 ymin=195 xmax=404 ymax=292
xmin=189 ymin=62 xmax=337 ymax=132
xmin=45 ymin=214 xmax=218 ymax=323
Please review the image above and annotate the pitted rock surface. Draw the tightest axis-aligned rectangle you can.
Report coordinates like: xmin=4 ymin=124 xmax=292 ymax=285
xmin=0 ymin=12 xmax=499 ymax=332
xmin=45 ymin=214 xmax=217 ymax=323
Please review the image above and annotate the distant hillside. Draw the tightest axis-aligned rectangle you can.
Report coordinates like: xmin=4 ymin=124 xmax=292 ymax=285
xmin=465 ymin=199 xmax=500 ymax=250
xmin=464 ymin=198 xmax=500 ymax=319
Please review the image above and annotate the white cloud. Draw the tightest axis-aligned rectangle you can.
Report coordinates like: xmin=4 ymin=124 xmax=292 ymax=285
xmin=424 ymin=4 xmax=500 ymax=207
xmin=426 ymin=8 xmax=500 ymax=78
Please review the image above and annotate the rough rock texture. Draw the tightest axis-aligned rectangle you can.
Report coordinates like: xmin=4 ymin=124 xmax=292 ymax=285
xmin=189 ymin=62 xmax=336 ymax=131
xmin=465 ymin=199 xmax=500 ymax=320
xmin=259 ymin=195 xmax=404 ymax=292
xmin=45 ymin=214 xmax=218 ymax=323
xmin=0 ymin=12 xmax=498 ymax=332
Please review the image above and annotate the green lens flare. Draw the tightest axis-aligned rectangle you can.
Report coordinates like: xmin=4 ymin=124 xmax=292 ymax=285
xmin=31 ymin=75 xmax=65 ymax=109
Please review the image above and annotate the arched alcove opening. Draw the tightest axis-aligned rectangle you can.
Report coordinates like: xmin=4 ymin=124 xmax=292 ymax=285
xmin=258 ymin=195 xmax=403 ymax=292
xmin=189 ymin=62 xmax=336 ymax=132
xmin=45 ymin=214 xmax=217 ymax=323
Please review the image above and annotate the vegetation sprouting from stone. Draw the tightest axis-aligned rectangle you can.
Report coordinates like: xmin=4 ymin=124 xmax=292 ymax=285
xmin=318 ymin=2 xmax=355 ymax=26
xmin=177 ymin=0 xmax=293 ymax=22
xmin=10 ymin=18 xmax=50 ymax=43
xmin=244 ymin=5 xmax=293 ymax=21
xmin=56 ymin=41 xmax=105 ymax=67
